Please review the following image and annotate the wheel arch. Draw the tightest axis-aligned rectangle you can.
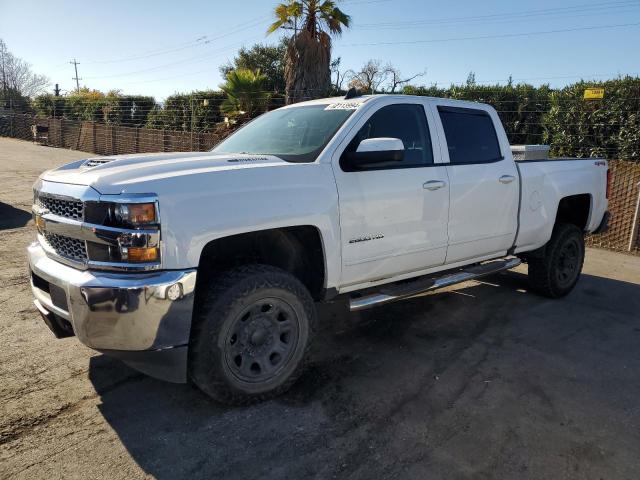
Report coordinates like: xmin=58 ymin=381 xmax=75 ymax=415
xmin=195 ymin=226 xmax=327 ymax=303
xmin=554 ymin=193 xmax=592 ymax=231
xmin=520 ymin=193 xmax=592 ymax=260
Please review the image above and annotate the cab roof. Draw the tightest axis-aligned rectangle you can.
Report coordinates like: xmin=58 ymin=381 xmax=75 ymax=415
xmin=280 ymin=94 xmax=494 ymax=114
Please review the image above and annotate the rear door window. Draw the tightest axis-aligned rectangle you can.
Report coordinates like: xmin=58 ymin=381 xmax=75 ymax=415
xmin=437 ymin=106 xmax=502 ymax=164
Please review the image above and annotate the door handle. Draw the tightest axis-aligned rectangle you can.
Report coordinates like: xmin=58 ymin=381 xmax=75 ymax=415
xmin=423 ymin=180 xmax=447 ymax=191
xmin=499 ymin=175 xmax=516 ymax=184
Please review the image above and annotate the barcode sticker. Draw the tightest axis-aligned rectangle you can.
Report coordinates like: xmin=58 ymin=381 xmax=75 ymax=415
xmin=325 ymin=102 xmax=360 ymax=110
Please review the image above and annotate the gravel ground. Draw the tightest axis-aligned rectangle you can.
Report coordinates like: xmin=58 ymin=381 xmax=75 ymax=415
xmin=1 ymin=137 xmax=639 ymax=480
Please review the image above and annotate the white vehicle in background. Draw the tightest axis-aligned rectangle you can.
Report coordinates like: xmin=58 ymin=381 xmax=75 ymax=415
xmin=29 ymin=92 xmax=609 ymax=404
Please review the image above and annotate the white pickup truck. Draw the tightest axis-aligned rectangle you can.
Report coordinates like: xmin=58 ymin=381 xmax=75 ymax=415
xmin=29 ymin=93 xmax=609 ymax=404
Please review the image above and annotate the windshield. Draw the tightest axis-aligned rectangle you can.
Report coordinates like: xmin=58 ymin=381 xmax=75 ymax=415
xmin=212 ymin=105 xmax=355 ymax=163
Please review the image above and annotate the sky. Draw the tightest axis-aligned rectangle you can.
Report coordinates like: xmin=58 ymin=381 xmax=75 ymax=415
xmin=1 ymin=0 xmax=639 ymax=100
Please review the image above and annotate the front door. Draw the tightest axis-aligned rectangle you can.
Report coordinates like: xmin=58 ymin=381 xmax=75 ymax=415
xmin=332 ymin=101 xmax=450 ymax=288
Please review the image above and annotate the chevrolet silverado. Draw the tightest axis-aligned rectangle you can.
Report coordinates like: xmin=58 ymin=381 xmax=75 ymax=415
xmin=29 ymin=93 xmax=609 ymax=404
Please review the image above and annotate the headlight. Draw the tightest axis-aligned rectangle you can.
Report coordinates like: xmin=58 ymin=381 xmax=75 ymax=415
xmin=111 ymin=202 xmax=157 ymax=227
xmin=84 ymin=199 xmax=161 ymax=266
xmin=111 ymin=202 xmax=159 ymax=263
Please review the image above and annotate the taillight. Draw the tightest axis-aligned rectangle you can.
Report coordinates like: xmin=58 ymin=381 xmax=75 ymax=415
xmin=606 ymin=169 xmax=611 ymax=199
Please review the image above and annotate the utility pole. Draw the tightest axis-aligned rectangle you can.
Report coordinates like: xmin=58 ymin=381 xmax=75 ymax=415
xmin=70 ymin=59 xmax=81 ymax=93
xmin=54 ymin=83 xmax=61 ymax=96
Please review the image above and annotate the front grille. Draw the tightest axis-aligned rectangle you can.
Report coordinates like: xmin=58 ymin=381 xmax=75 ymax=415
xmin=43 ymin=232 xmax=87 ymax=262
xmin=37 ymin=195 xmax=84 ymax=221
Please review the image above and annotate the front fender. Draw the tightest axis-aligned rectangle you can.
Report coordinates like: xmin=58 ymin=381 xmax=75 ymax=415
xmin=138 ymin=163 xmax=342 ymax=289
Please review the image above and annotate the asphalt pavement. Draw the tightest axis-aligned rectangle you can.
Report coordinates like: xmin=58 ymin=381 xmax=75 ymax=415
xmin=1 ymin=137 xmax=639 ymax=479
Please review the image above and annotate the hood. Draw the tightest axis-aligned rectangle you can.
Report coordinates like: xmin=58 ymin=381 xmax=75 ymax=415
xmin=41 ymin=151 xmax=292 ymax=194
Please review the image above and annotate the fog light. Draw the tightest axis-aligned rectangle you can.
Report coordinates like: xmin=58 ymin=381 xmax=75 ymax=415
xmin=166 ymin=283 xmax=182 ymax=301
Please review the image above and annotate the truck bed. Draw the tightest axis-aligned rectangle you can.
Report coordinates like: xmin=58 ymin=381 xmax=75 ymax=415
xmin=514 ymin=157 xmax=608 ymax=254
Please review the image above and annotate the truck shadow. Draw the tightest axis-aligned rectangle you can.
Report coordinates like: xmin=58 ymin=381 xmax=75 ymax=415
xmin=0 ymin=202 xmax=31 ymax=230
xmin=88 ymin=270 xmax=640 ymax=479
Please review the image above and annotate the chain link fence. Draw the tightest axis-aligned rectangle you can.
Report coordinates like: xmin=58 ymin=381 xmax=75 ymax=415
xmin=1 ymin=107 xmax=639 ymax=255
xmin=586 ymin=160 xmax=640 ymax=254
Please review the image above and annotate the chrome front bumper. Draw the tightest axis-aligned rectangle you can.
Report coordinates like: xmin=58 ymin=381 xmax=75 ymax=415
xmin=28 ymin=241 xmax=197 ymax=382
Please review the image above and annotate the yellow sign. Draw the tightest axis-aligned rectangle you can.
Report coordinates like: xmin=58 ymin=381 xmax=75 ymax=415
xmin=584 ymin=88 xmax=604 ymax=100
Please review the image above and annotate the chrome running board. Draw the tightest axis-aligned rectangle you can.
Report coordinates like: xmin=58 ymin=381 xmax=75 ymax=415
xmin=349 ymin=257 xmax=521 ymax=312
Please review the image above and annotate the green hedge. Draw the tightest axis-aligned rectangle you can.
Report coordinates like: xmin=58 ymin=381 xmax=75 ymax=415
xmin=33 ymin=93 xmax=156 ymax=127
xmin=145 ymin=91 xmax=286 ymax=131
xmin=404 ymin=83 xmax=552 ymax=146
xmin=145 ymin=90 xmax=227 ymax=131
xmin=542 ymin=77 xmax=640 ymax=160
xmin=26 ymin=77 xmax=640 ymax=161
xmin=404 ymin=76 xmax=639 ymax=161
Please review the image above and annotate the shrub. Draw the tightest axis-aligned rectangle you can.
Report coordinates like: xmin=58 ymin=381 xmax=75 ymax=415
xmin=33 ymin=89 xmax=155 ymax=127
xmin=146 ymin=90 xmax=227 ymax=131
xmin=543 ymin=77 xmax=640 ymax=160
xmin=403 ymin=76 xmax=639 ymax=161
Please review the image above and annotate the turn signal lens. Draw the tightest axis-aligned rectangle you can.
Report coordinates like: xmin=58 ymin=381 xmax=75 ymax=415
xmin=127 ymin=247 xmax=158 ymax=262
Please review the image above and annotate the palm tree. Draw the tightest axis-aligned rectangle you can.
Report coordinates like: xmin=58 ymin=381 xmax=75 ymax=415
xmin=220 ymin=69 xmax=271 ymax=120
xmin=268 ymin=0 xmax=350 ymax=104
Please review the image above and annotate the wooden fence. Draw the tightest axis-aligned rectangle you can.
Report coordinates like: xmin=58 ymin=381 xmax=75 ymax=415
xmin=1 ymin=112 xmax=639 ymax=255
xmin=0 ymin=112 xmax=224 ymax=154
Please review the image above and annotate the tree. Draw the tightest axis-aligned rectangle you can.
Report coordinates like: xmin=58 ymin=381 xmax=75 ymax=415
xmin=268 ymin=0 xmax=351 ymax=104
xmin=348 ymin=59 xmax=387 ymax=94
xmin=220 ymin=69 xmax=271 ymax=119
xmin=386 ymin=65 xmax=426 ymax=93
xmin=348 ymin=59 xmax=427 ymax=94
xmin=220 ymin=40 xmax=288 ymax=92
xmin=330 ymin=56 xmax=347 ymax=93
xmin=466 ymin=71 xmax=477 ymax=86
xmin=0 ymin=39 xmax=49 ymax=100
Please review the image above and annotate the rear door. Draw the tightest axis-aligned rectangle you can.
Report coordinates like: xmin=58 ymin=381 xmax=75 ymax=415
xmin=432 ymin=104 xmax=519 ymax=264
xmin=332 ymin=99 xmax=449 ymax=288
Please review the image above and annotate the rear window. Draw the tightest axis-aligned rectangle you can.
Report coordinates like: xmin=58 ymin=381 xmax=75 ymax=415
xmin=438 ymin=106 xmax=502 ymax=164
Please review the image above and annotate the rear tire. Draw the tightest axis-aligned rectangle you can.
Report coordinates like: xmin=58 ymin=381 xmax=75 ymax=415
xmin=527 ymin=223 xmax=585 ymax=298
xmin=189 ymin=265 xmax=316 ymax=405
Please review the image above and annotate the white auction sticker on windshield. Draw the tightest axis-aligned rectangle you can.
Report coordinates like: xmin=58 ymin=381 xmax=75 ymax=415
xmin=325 ymin=102 xmax=360 ymax=110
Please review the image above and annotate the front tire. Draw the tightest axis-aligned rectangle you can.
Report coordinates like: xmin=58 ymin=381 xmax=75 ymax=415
xmin=189 ymin=265 xmax=316 ymax=405
xmin=527 ymin=223 xmax=585 ymax=298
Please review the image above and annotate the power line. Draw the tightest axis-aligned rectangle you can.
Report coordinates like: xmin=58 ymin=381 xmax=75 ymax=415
xmin=84 ymin=19 xmax=640 ymax=84
xmin=355 ymin=7 xmax=640 ymax=30
xmin=355 ymin=0 xmax=639 ymax=28
xmin=340 ymin=21 xmax=640 ymax=47
xmin=82 ymin=15 xmax=271 ymax=65
xmin=82 ymin=34 xmax=264 ymax=80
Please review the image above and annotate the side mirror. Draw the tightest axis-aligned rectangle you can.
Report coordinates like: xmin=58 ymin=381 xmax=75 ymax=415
xmin=342 ymin=137 xmax=404 ymax=168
